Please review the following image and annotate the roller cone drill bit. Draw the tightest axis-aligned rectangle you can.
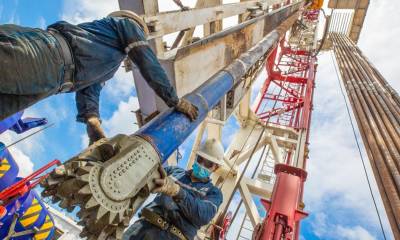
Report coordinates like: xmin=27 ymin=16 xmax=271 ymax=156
xmin=41 ymin=134 xmax=162 ymax=239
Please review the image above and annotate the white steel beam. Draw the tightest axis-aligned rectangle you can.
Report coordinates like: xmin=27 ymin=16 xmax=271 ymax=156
xmin=245 ymin=178 xmax=274 ymax=197
xmin=181 ymin=0 xmax=207 ymax=46
xmin=236 ymin=91 xmax=253 ymax=127
xmin=186 ymin=121 xmax=207 ymax=169
xmin=293 ymin=130 xmax=307 ymax=168
xmin=202 ymin=0 xmax=223 ymax=37
xmin=270 ymin=135 xmax=284 ymax=164
xmin=239 ymin=178 xmax=261 ymax=226
xmin=231 ymin=139 xmax=268 ymax=166
xmin=144 ymin=1 xmax=285 ymax=39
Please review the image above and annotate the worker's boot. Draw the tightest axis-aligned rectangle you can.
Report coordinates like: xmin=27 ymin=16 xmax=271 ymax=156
xmin=86 ymin=116 xmax=106 ymax=145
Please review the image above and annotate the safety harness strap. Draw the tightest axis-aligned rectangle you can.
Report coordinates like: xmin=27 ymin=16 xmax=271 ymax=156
xmin=141 ymin=208 xmax=188 ymax=240
xmin=48 ymin=28 xmax=75 ymax=93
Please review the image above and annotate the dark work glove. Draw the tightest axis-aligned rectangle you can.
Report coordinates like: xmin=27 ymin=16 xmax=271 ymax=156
xmin=175 ymin=99 xmax=199 ymax=121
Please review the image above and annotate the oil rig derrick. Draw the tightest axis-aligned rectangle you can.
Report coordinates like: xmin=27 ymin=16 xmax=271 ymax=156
xmin=2 ymin=0 xmax=399 ymax=239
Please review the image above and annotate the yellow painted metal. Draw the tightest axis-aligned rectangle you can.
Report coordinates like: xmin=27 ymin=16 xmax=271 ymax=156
xmin=0 ymin=158 xmax=11 ymax=178
xmin=34 ymin=215 xmax=54 ymax=240
xmin=19 ymin=198 xmax=42 ymax=227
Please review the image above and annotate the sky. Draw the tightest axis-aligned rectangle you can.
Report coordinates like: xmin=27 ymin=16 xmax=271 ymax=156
xmin=0 ymin=0 xmax=399 ymax=239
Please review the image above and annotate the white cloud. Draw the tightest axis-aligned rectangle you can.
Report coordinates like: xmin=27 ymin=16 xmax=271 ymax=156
xmin=80 ymin=133 xmax=89 ymax=149
xmin=38 ymin=16 xmax=46 ymax=29
xmin=357 ymin=0 xmax=400 ymax=92
xmin=310 ymin=212 xmax=328 ymax=237
xmin=34 ymin=97 xmax=69 ymax=124
xmin=8 ymin=146 xmax=34 ymax=177
xmin=311 ymin=213 xmax=376 ymax=240
xmin=103 ymin=96 xmax=139 ymax=136
xmin=0 ymin=132 xmax=35 ymax=177
xmin=336 ymin=225 xmax=376 ymax=240
xmin=62 ymin=0 xmax=118 ymax=24
xmin=7 ymin=11 xmax=19 ymax=24
xmin=79 ymin=96 xmax=139 ymax=148
xmin=103 ymin=66 xmax=135 ymax=100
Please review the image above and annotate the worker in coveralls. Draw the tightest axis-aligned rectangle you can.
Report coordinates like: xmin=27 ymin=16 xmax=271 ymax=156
xmin=0 ymin=10 xmax=198 ymax=144
xmin=123 ymin=139 xmax=225 ymax=240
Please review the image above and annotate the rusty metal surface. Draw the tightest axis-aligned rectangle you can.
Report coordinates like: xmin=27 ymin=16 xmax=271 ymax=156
xmin=163 ymin=2 xmax=303 ymax=98
xmin=332 ymin=33 xmax=400 ymax=238
xmin=328 ymin=0 xmax=369 ymax=9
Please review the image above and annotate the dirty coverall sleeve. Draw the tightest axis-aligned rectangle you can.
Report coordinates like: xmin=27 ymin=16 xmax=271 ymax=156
xmin=127 ymin=45 xmax=179 ymax=107
xmin=76 ymin=83 xmax=103 ymax=122
xmin=75 ymin=17 xmax=179 ymax=122
xmin=173 ymin=184 xmax=223 ymax=227
xmin=117 ymin=18 xmax=179 ymax=107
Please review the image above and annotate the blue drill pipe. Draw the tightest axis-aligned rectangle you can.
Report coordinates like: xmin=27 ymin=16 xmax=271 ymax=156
xmin=136 ymin=10 xmax=300 ymax=162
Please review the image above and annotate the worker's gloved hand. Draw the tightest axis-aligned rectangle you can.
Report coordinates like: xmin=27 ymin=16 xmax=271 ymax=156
xmin=175 ymin=99 xmax=199 ymax=121
xmin=152 ymin=166 xmax=180 ymax=197
xmin=86 ymin=116 xmax=106 ymax=145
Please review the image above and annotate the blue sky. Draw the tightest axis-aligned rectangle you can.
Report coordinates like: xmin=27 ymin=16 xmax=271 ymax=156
xmin=0 ymin=0 xmax=399 ymax=239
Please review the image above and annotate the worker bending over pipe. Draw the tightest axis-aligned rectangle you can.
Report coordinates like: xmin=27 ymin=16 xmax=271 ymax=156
xmin=0 ymin=10 xmax=198 ymax=144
